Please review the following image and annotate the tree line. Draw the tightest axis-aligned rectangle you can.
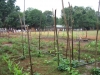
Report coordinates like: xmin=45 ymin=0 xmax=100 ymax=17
xmin=0 ymin=0 xmax=100 ymax=30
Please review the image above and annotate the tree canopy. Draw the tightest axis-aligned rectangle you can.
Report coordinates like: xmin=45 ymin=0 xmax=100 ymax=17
xmin=25 ymin=8 xmax=46 ymax=29
xmin=61 ymin=6 xmax=98 ymax=30
xmin=0 ymin=0 xmax=99 ymax=30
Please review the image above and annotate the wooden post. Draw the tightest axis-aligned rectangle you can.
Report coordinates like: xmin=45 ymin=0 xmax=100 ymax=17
xmin=68 ymin=2 xmax=72 ymax=73
xmin=78 ymin=39 xmax=80 ymax=61
xmin=27 ymin=26 xmax=33 ymax=75
xmin=24 ymin=0 xmax=33 ymax=75
xmin=18 ymin=14 xmax=24 ymax=56
xmin=39 ymin=28 xmax=40 ymax=54
xmin=69 ymin=5 xmax=74 ymax=60
xmin=54 ymin=10 xmax=59 ymax=66
xmin=39 ymin=16 xmax=41 ymax=54
xmin=86 ymin=29 xmax=87 ymax=38
xmin=52 ymin=9 xmax=56 ymax=53
xmin=95 ymin=0 xmax=100 ymax=68
xmin=62 ymin=0 xmax=70 ymax=59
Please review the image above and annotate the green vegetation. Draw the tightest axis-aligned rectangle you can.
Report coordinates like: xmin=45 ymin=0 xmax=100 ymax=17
xmin=0 ymin=1 xmax=100 ymax=74
xmin=91 ymin=68 xmax=100 ymax=75
xmin=0 ymin=0 xmax=100 ymax=29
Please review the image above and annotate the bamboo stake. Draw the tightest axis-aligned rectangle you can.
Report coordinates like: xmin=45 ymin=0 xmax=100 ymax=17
xmin=69 ymin=5 xmax=74 ymax=60
xmin=61 ymin=0 xmax=69 ymax=58
xmin=86 ymin=29 xmax=87 ymax=38
xmin=23 ymin=0 xmax=27 ymax=43
xmin=39 ymin=28 xmax=40 ymax=54
xmin=47 ymin=29 xmax=49 ymax=37
xmin=7 ymin=30 xmax=9 ymax=41
xmin=78 ymin=39 xmax=80 ymax=61
xmin=24 ymin=0 xmax=33 ymax=75
xmin=95 ymin=0 xmax=100 ymax=68
xmin=39 ymin=16 xmax=41 ymax=54
xmin=52 ymin=9 xmax=56 ymax=53
xmin=18 ymin=14 xmax=24 ymax=56
xmin=27 ymin=26 xmax=33 ymax=75
xmin=68 ymin=2 xmax=72 ymax=73
xmin=54 ymin=10 xmax=59 ymax=66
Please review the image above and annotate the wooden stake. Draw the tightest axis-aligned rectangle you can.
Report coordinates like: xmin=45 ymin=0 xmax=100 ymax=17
xmin=95 ymin=0 xmax=100 ymax=68
xmin=62 ymin=0 xmax=69 ymax=58
xmin=52 ymin=9 xmax=56 ymax=53
xmin=24 ymin=0 xmax=33 ymax=75
xmin=86 ymin=29 xmax=87 ymax=38
xmin=54 ymin=10 xmax=59 ymax=66
xmin=68 ymin=2 xmax=72 ymax=73
xmin=39 ymin=16 xmax=41 ymax=54
xmin=18 ymin=14 xmax=24 ymax=56
xmin=69 ymin=5 xmax=74 ymax=60
xmin=27 ymin=26 xmax=33 ymax=75
xmin=78 ymin=39 xmax=80 ymax=61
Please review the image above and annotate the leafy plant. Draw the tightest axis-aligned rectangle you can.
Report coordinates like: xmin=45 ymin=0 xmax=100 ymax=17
xmin=85 ymin=41 xmax=100 ymax=51
xmin=91 ymin=68 xmax=100 ymax=75
xmin=57 ymin=58 xmax=79 ymax=71
xmin=84 ymin=54 xmax=91 ymax=63
xmin=67 ymin=67 xmax=80 ymax=75
xmin=2 ymin=54 xmax=28 ymax=75
xmin=13 ymin=64 xmax=23 ymax=75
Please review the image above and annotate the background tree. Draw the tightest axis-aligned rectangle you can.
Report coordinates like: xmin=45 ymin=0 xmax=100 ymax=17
xmin=5 ymin=6 xmax=20 ymax=28
xmin=0 ymin=0 xmax=99 ymax=30
xmin=25 ymin=8 xmax=46 ymax=29
xmin=0 ymin=0 xmax=20 ymax=28
xmin=43 ymin=10 xmax=53 ymax=26
xmin=60 ymin=6 xmax=98 ymax=30
xmin=0 ymin=0 xmax=7 ymax=27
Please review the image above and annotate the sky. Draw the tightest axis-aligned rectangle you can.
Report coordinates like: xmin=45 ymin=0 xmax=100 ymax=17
xmin=15 ymin=0 xmax=99 ymax=18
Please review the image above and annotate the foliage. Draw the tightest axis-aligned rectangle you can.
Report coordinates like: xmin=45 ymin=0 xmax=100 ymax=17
xmin=68 ymin=67 xmax=80 ymax=75
xmin=25 ymin=8 xmax=46 ymax=29
xmin=43 ymin=10 xmax=53 ymax=26
xmin=85 ymin=41 xmax=100 ymax=51
xmin=0 ymin=1 xmax=99 ymax=29
xmin=0 ymin=0 xmax=20 ymax=28
xmin=2 ymin=54 xmax=29 ymax=75
xmin=57 ymin=58 xmax=80 ymax=74
xmin=61 ymin=6 xmax=98 ymax=30
xmin=58 ymin=58 xmax=79 ymax=71
xmin=0 ymin=46 xmax=11 ymax=54
xmin=91 ymin=68 xmax=100 ymax=75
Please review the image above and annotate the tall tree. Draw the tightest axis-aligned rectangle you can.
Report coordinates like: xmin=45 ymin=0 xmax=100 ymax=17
xmin=61 ymin=6 xmax=97 ymax=30
xmin=0 ymin=0 xmax=7 ymax=27
xmin=43 ymin=10 xmax=53 ymax=26
xmin=5 ymin=6 xmax=20 ymax=28
xmin=25 ymin=8 xmax=46 ymax=29
xmin=0 ymin=0 xmax=19 ymax=28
